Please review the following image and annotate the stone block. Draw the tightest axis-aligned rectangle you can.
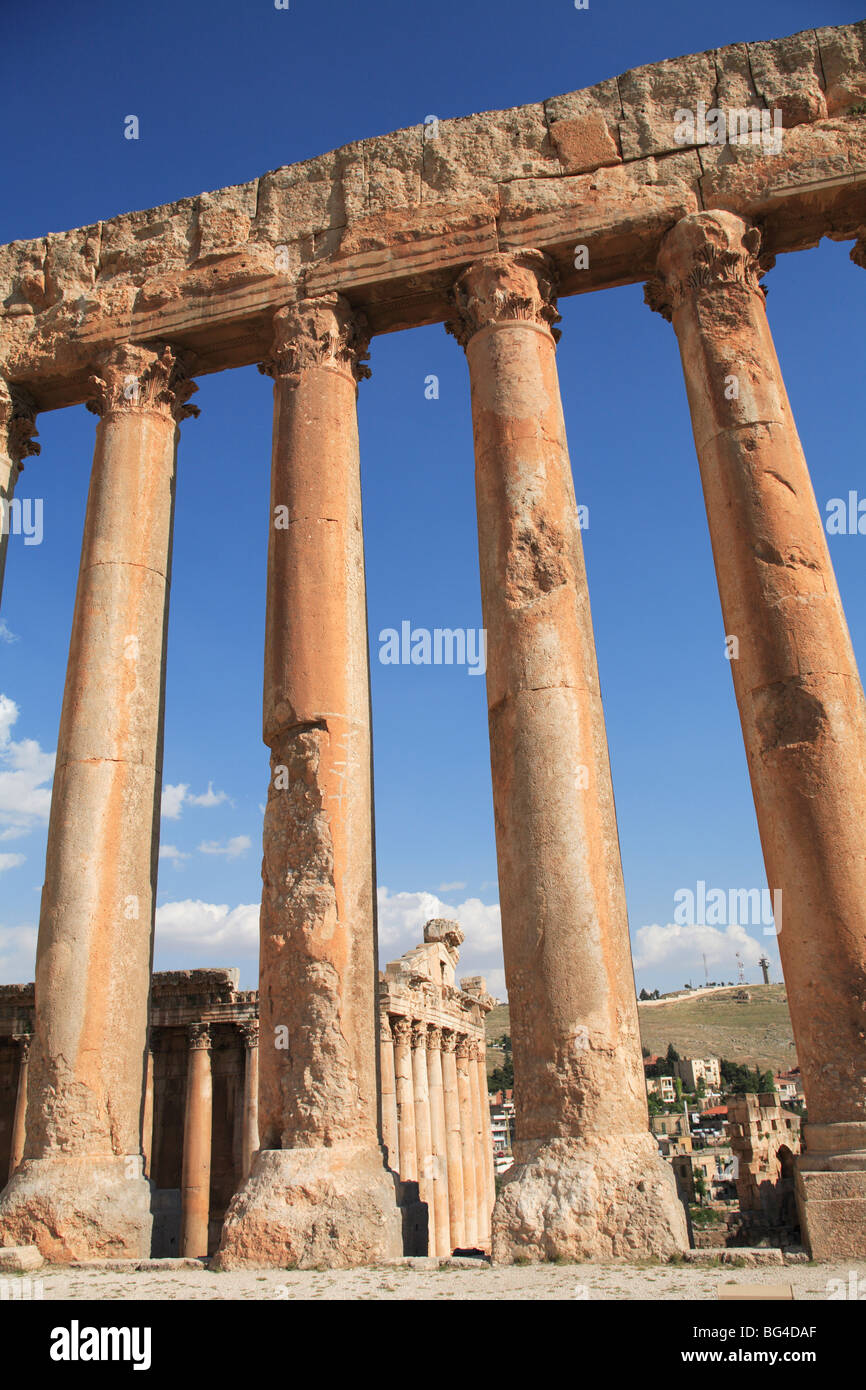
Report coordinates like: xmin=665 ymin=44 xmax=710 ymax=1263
xmin=747 ymin=30 xmax=827 ymax=128
xmin=816 ymin=21 xmax=866 ymax=114
xmin=0 ymin=1245 xmax=44 ymax=1272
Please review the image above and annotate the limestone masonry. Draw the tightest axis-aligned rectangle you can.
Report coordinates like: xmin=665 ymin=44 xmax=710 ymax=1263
xmin=1 ymin=21 xmax=866 ymax=1264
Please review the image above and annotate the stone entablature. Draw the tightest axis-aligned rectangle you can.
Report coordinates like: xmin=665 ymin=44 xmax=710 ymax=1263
xmin=1 ymin=24 xmax=864 ymax=407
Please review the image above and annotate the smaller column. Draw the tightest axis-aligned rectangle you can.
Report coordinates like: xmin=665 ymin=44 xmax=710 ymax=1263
xmin=8 ymin=1035 xmax=31 ymax=1180
xmin=468 ymin=1040 xmax=491 ymax=1249
xmin=426 ymin=1026 xmax=451 ymax=1256
xmin=239 ymin=1022 xmax=259 ymax=1182
xmin=476 ymin=1044 xmax=497 ymax=1224
xmin=393 ymin=1017 xmax=417 ymax=1184
xmin=141 ymin=1048 xmax=155 ymax=1180
xmin=456 ymin=1037 xmax=478 ymax=1248
xmin=0 ymin=381 xmax=39 ymax=611
xmin=379 ymin=1014 xmax=399 ymax=1174
xmin=411 ymin=1021 xmax=435 ymax=1255
xmin=441 ymin=1030 xmax=466 ymax=1252
xmin=180 ymin=1024 xmax=213 ymax=1259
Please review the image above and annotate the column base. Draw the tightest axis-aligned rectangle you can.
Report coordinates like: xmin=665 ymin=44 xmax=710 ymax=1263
xmin=0 ymin=1155 xmax=153 ymax=1262
xmin=491 ymin=1134 xmax=689 ymax=1264
xmin=214 ymin=1143 xmax=404 ymax=1269
xmin=796 ymin=1122 xmax=866 ymax=1260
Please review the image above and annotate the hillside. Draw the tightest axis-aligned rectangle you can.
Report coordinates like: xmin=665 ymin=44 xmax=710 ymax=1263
xmin=485 ymin=983 xmax=797 ymax=1078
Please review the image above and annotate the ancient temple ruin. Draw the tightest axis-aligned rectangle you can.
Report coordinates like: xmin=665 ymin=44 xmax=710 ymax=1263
xmin=1 ymin=20 xmax=866 ymax=1264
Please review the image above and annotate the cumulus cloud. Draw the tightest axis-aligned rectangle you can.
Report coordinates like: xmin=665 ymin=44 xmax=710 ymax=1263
xmin=0 ymin=922 xmax=38 ymax=984
xmin=0 ymin=852 xmax=25 ymax=873
xmin=198 ymin=835 xmax=251 ymax=860
xmin=155 ymin=900 xmax=259 ymax=956
xmin=0 ymin=694 xmax=54 ymax=838
xmin=161 ymin=782 xmax=232 ymax=820
xmin=438 ymin=880 xmax=467 ymax=892
xmin=632 ymin=920 xmax=772 ymax=989
xmin=0 ymin=619 xmax=19 ymax=644
xmin=159 ymin=844 xmax=190 ymax=865
xmin=377 ymin=886 xmax=505 ymax=999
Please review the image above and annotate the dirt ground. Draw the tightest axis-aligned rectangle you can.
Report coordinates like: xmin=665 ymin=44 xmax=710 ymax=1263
xmin=6 ymin=1257 xmax=865 ymax=1301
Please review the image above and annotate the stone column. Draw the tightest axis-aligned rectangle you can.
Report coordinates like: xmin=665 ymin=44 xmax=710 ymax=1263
xmin=180 ymin=1024 xmax=213 ymax=1259
xmin=475 ymin=1042 xmax=497 ymax=1223
xmin=648 ymin=210 xmax=866 ymax=1259
xmin=239 ymin=1022 xmax=260 ymax=1182
xmin=0 ymin=343 xmax=198 ymax=1262
xmin=141 ymin=1048 xmax=155 ymax=1180
xmin=392 ymin=1016 xmax=417 ymax=1185
xmin=0 ymin=380 xmax=39 ymax=610
xmin=467 ymin=1040 xmax=490 ymax=1249
xmin=441 ymin=1030 xmax=466 ymax=1252
xmin=455 ymin=1037 xmax=478 ymax=1248
xmin=447 ymin=251 xmax=686 ymax=1262
xmin=216 ymin=296 xmax=401 ymax=1269
xmin=8 ymin=1035 xmax=31 ymax=1180
xmin=412 ymin=1021 xmax=436 ymax=1255
xmin=426 ymin=1025 xmax=451 ymax=1256
xmin=379 ymin=1014 xmax=399 ymax=1174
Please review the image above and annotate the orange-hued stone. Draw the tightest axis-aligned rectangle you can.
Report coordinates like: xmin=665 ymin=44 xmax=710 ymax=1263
xmin=216 ymin=297 xmax=401 ymax=1269
xmin=649 ymin=210 xmax=866 ymax=1259
xmin=0 ymin=381 xmax=38 ymax=611
xmin=0 ymin=344 xmax=197 ymax=1260
xmin=449 ymin=252 xmax=687 ymax=1262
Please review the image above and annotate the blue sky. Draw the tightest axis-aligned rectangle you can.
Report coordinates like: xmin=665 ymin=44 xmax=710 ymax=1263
xmin=1 ymin=0 xmax=864 ymax=998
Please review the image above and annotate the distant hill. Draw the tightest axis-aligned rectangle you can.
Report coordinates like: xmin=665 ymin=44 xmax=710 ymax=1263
xmin=485 ymin=983 xmax=797 ymax=1077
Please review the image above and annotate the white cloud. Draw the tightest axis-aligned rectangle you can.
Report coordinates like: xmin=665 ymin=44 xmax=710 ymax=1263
xmin=198 ymin=835 xmax=251 ymax=860
xmin=0 ymin=852 xmax=25 ymax=873
xmin=0 ymin=922 xmax=38 ymax=983
xmin=155 ymin=900 xmax=259 ymax=955
xmin=377 ymin=886 xmax=504 ymax=998
xmin=187 ymin=782 xmax=230 ymax=809
xmin=160 ymin=783 xmax=189 ymax=820
xmin=632 ymin=920 xmax=770 ymax=985
xmin=0 ymin=694 xmax=55 ymax=838
xmin=0 ymin=619 xmax=19 ymax=644
xmin=438 ymin=880 xmax=466 ymax=892
xmin=159 ymin=844 xmax=190 ymax=865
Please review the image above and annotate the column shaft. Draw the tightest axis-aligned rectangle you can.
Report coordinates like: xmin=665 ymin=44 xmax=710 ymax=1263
xmin=141 ymin=1048 xmax=155 ymax=1180
xmin=0 ymin=344 xmax=197 ymax=1261
xmin=456 ymin=1038 xmax=478 ymax=1248
xmin=240 ymin=1023 xmax=260 ymax=1182
xmin=426 ymin=1027 xmax=451 ymax=1256
xmin=216 ymin=296 xmax=400 ymax=1268
xmin=379 ymin=1015 xmax=399 ymax=1173
xmin=393 ymin=1017 xmax=417 ymax=1183
xmin=8 ymin=1036 xmax=30 ymax=1180
xmin=441 ymin=1031 xmax=466 ymax=1251
xmin=448 ymin=251 xmax=686 ymax=1262
xmin=180 ymin=1025 xmax=213 ymax=1259
xmin=412 ymin=1022 xmax=435 ymax=1255
xmin=468 ymin=1041 xmax=490 ymax=1249
xmin=648 ymin=210 xmax=866 ymax=1259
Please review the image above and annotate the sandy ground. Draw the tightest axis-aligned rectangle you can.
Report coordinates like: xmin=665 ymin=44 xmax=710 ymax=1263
xmin=5 ymin=1258 xmax=865 ymax=1301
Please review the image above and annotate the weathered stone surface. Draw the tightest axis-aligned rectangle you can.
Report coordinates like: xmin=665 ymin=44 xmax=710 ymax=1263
xmin=215 ymin=1146 xmax=402 ymax=1270
xmin=816 ymin=21 xmax=866 ymax=114
xmin=422 ymin=106 xmax=557 ymax=204
xmin=492 ymin=1136 xmax=687 ymax=1263
xmin=0 ymin=1244 xmax=44 ymax=1271
xmin=748 ymin=31 xmax=827 ymax=127
xmin=548 ymin=113 xmax=621 ymax=176
xmin=0 ymin=1157 xmax=152 ymax=1263
xmin=617 ymin=50 xmax=717 ymax=160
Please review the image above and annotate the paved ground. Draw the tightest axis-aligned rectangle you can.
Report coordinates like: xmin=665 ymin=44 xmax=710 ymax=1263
xmin=4 ymin=1258 xmax=865 ymax=1301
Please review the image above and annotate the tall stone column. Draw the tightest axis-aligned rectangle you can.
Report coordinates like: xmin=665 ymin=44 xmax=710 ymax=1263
xmin=447 ymin=251 xmax=686 ymax=1262
xmin=379 ymin=1014 xmax=399 ymax=1173
xmin=180 ymin=1024 xmax=213 ymax=1259
xmin=0 ymin=343 xmax=198 ymax=1261
xmin=475 ymin=1043 xmax=497 ymax=1222
xmin=392 ymin=1016 xmax=417 ymax=1184
xmin=217 ymin=296 xmax=401 ymax=1269
xmin=468 ymin=1040 xmax=490 ymax=1249
xmin=412 ymin=1021 xmax=436 ymax=1254
xmin=455 ymin=1037 xmax=478 ymax=1248
xmin=239 ymin=1022 xmax=260 ymax=1182
xmin=141 ymin=1048 xmax=155 ymax=1180
xmin=8 ymin=1035 xmax=31 ymax=1180
xmin=441 ymin=1030 xmax=466 ymax=1252
xmin=0 ymin=380 xmax=39 ymax=610
xmin=648 ymin=210 xmax=866 ymax=1259
xmin=426 ymin=1025 xmax=451 ymax=1256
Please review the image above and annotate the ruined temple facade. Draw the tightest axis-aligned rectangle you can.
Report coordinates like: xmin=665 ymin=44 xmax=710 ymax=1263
xmin=1 ymin=21 xmax=866 ymax=1264
xmin=0 ymin=925 xmax=493 ymax=1259
xmin=727 ymin=1093 xmax=802 ymax=1247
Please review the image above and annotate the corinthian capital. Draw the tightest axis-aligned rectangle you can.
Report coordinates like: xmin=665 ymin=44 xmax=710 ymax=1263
xmin=0 ymin=381 xmax=40 ymax=464
xmin=445 ymin=249 xmax=561 ymax=349
xmin=86 ymin=343 xmax=200 ymax=422
xmin=187 ymin=1023 xmax=212 ymax=1051
xmin=644 ymin=211 xmax=773 ymax=322
xmin=259 ymin=294 xmax=371 ymax=383
xmin=239 ymin=1021 xmax=259 ymax=1050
